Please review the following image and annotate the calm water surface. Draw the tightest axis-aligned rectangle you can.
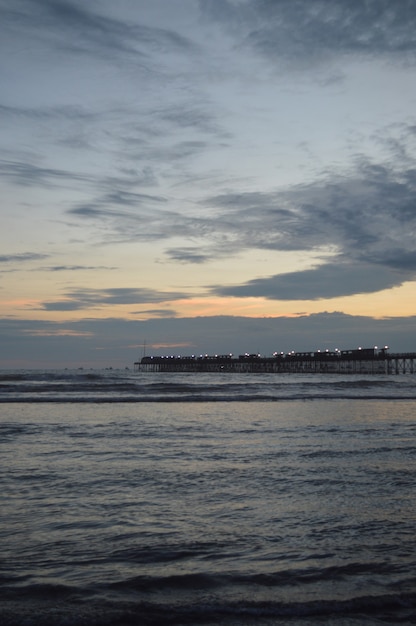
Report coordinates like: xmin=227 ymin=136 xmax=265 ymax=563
xmin=1 ymin=370 xmax=415 ymax=625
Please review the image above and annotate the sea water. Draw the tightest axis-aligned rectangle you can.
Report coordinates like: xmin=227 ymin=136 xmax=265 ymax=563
xmin=0 ymin=370 xmax=415 ymax=625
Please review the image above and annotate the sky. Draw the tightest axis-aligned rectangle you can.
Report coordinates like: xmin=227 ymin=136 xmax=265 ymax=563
xmin=1 ymin=0 xmax=416 ymax=368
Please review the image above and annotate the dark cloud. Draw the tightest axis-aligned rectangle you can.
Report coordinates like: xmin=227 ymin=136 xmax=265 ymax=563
xmin=372 ymin=251 xmax=416 ymax=271
xmin=212 ymin=264 xmax=408 ymax=300
xmin=132 ymin=308 xmax=178 ymax=318
xmin=41 ymin=301 xmax=84 ymax=312
xmin=39 ymin=287 xmax=190 ymax=311
xmin=104 ymin=190 xmax=166 ymax=206
xmin=0 ymin=253 xmax=49 ymax=263
xmin=201 ymin=0 xmax=416 ymax=68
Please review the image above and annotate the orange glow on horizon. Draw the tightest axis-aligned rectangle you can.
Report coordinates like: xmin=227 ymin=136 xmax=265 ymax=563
xmin=1 ymin=281 xmax=415 ymax=323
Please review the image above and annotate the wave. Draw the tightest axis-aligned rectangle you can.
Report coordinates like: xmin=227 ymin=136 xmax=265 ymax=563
xmin=1 ymin=587 xmax=415 ymax=625
xmin=0 ymin=395 xmax=416 ymax=404
xmin=1 ymin=369 xmax=415 ymax=402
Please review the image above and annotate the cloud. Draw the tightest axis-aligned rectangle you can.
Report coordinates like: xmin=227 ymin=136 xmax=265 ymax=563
xmin=2 ymin=0 xmax=416 ymax=323
xmin=89 ymin=190 xmax=167 ymax=208
xmin=200 ymin=152 xmax=416 ymax=298
xmin=0 ymin=103 xmax=104 ymax=152
xmin=201 ymin=0 xmax=416 ymax=69
xmin=67 ymin=201 xmax=180 ymax=244
xmin=117 ymin=135 xmax=217 ymax=165
xmin=41 ymin=301 xmax=86 ymax=312
xmin=154 ymin=103 xmax=231 ymax=137
xmin=0 ymin=154 xmax=159 ymax=196
xmin=39 ymin=287 xmax=190 ymax=311
xmin=41 ymin=265 xmax=117 ymax=272
xmin=132 ymin=308 xmax=178 ymax=318
xmin=0 ymin=253 xmax=49 ymax=263
xmin=0 ymin=159 xmax=91 ymax=188
xmin=61 ymin=136 xmax=416 ymax=300
xmin=373 ymin=251 xmax=416 ymax=271
xmin=211 ymin=263 xmax=408 ymax=300
xmin=3 ymin=0 xmax=196 ymax=65
xmin=0 ymin=103 xmax=98 ymax=123
xmin=165 ymin=247 xmax=216 ymax=264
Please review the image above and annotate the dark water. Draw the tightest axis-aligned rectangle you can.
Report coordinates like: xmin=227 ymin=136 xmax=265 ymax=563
xmin=1 ymin=370 xmax=415 ymax=625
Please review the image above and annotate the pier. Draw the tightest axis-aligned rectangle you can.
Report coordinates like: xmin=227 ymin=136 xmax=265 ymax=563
xmin=135 ymin=347 xmax=416 ymax=375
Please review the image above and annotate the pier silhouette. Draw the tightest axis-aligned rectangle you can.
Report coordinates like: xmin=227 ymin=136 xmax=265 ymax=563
xmin=135 ymin=347 xmax=416 ymax=375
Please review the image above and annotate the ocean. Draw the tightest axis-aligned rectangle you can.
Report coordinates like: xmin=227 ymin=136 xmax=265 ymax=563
xmin=1 ymin=369 xmax=415 ymax=625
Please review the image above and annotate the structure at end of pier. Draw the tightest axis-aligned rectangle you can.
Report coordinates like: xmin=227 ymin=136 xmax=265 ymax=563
xmin=134 ymin=346 xmax=416 ymax=374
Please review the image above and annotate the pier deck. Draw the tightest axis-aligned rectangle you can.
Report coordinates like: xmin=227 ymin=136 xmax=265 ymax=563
xmin=134 ymin=349 xmax=416 ymax=375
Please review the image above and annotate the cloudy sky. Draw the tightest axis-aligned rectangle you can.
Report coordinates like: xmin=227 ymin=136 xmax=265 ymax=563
xmin=1 ymin=0 xmax=416 ymax=367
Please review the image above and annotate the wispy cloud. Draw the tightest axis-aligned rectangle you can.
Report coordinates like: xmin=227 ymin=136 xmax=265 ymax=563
xmin=41 ymin=265 xmax=117 ymax=272
xmin=202 ymin=0 xmax=416 ymax=69
xmin=0 ymin=253 xmax=49 ymax=263
xmin=154 ymin=103 xmax=231 ymax=137
xmin=0 ymin=159 xmax=91 ymax=188
xmin=3 ymin=0 xmax=197 ymax=65
xmin=132 ymin=308 xmax=178 ymax=318
xmin=39 ymin=287 xmax=191 ymax=311
xmin=0 ymin=103 xmax=98 ymax=123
